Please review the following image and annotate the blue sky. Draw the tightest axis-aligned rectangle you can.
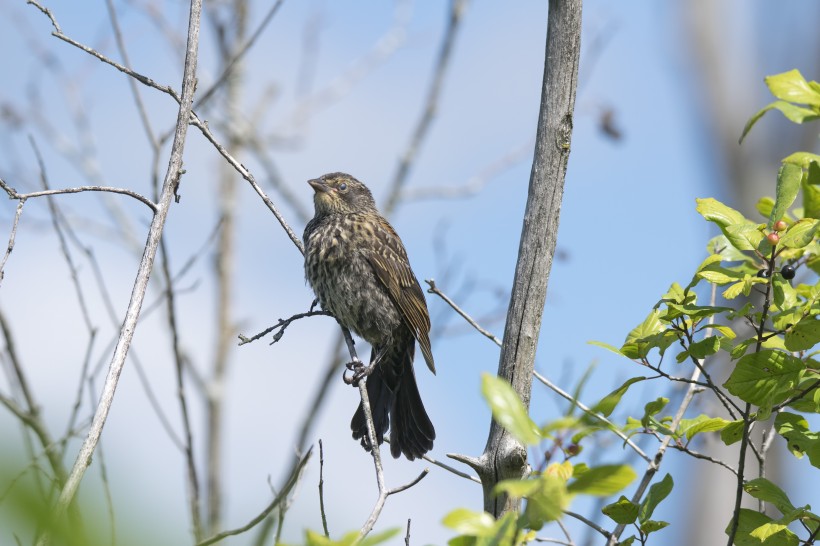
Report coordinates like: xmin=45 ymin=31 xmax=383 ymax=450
xmin=1 ymin=1 xmax=819 ymax=545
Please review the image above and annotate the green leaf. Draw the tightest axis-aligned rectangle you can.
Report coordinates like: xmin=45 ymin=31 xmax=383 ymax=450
xmin=724 ymin=223 xmax=765 ymax=252
xmin=620 ymin=309 xmax=665 ymax=359
xmin=727 ymin=509 xmax=799 ymax=546
xmin=803 ymin=161 xmax=820 ymax=219
xmin=665 ymin=303 xmax=733 ymax=320
xmin=639 ymin=520 xmax=669 ymax=534
xmin=305 ymin=529 xmax=400 ymax=546
xmin=639 ymin=473 xmax=673 ymax=523
xmin=678 ymin=415 xmax=731 ymax=443
xmin=481 ymin=374 xmax=541 ymax=445
xmin=786 ymin=376 xmax=820 ymax=412
xmin=785 ymin=317 xmax=820 ymax=351
xmin=744 ymin=478 xmax=796 ymax=515
xmin=442 ymin=509 xmax=496 ymax=536
xmin=360 ymin=529 xmax=401 ymax=546
xmin=783 ymin=151 xmax=820 ymax=167
xmin=769 ymin=163 xmax=803 ymax=228
xmin=592 ymin=377 xmax=647 ymax=417
xmin=779 ymin=218 xmax=820 ymax=248
xmin=588 ymin=340 xmax=624 ymax=357
xmin=493 ymin=478 xmax=541 ymax=498
xmin=707 ymin=235 xmax=750 ymax=262
xmin=696 ymin=261 xmax=744 ymax=285
xmin=750 ymin=522 xmax=795 ymax=544
xmin=696 ymin=197 xmax=747 ymax=227
xmin=602 ymin=496 xmax=639 ymax=525
xmin=757 ymin=196 xmax=776 ymax=219
xmin=567 ymin=464 xmax=636 ymax=496
xmin=740 ymin=101 xmax=820 ymax=143
xmin=522 ymin=474 xmax=569 ymax=529
xmin=687 ymin=335 xmax=721 ymax=359
xmin=723 ymin=350 xmax=805 ymax=407
xmin=720 ymin=419 xmax=746 ymax=445
xmin=766 ymin=69 xmax=820 ymax=106
xmin=772 ymin=276 xmax=798 ymax=311
xmin=774 ymin=412 xmax=820 ymax=467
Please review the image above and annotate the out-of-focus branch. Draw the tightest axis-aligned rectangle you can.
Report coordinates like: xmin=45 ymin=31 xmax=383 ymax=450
xmin=383 ymin=0 xmax=470 ymax=214
xmin=401 ymin=141 xmax=531 ymax=202
xmin=195 ymin=448 xmax=313 ymax=546
xmin=34 ymin=0 xmax=204 ymax=540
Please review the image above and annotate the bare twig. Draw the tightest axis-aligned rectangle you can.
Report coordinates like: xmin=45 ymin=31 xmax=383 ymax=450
xmin=607 ymin=284 xmax=721 ymax=545
xmin=279 ymin=0 xmax=411 ymax=137
xmin=405 ymin=519 xmax=412 ymax=546
xmin=0 ymin=177 xmax=158 ymax=213
xmin=195 ymin=449 xmax=313 ymax=546
xmin=104 ymin=0 xmax=158 ymax=148
xmin=426 ymin=279 xmax=502 ymax=346
xmin=238 ymin=309 xmax=333 ymax=345
xmin=533 ymin=371 xmax=650 ymax=462
xmin=319 ymin=440 xmax=330 ymax=537
xmin=195 ymin=0 xmax=287 ymax=109
xmin=401 ymin=141 xmax=532 ymax=202
xmin=36 ymin=0 xmax=204 ymax=539
xmin=189 ymin=115 xmax=304 ymax=252
xmin=28 ymin=0 xmax=180 ymax=101
xmin=159 ymin=235 xmax=203 ymax=540
xmin=0 ymin=199 xmax=25 ymax=286
xmin=387 ymin=469 xmax=429 ymax=495
xmin=563 ymin=510 xmax=611 ymax=540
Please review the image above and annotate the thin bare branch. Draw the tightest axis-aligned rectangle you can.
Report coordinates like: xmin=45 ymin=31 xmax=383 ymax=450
xmin=426 ymin=279 xmax=502 ymax=346
xmin=196 ymin=0 xmax=287 ymax=109
xmin=401 ymin=141 xmax=532 ymax=202
xmin=533 ymin=371 xmax=650 ymax=463
xmin=159 ymin=235 xmax=203 ymax=540
xmin=383 ymin=0 xmax=470 ymax=214
xmin=104 ymin=0 xmax=158 ymax=148
xmin=37 ymin=0 xmax=204 ymax=538
xmin=189 ymin=115 xmax=304 ymax=252
xmin=195 ymin=449 xmax=313 ymax=546
xmin=238 ymin=309 xmax=333 ymax=345
xmin=318 ymin=440 xmax=330 ymax=537
xmin=0 ymin=177 xmax=158 ymax=213
xmin=387 ymin=469 xmax=429 ymax=495
xmin=0 ymin=200 xmax=25 ymax=286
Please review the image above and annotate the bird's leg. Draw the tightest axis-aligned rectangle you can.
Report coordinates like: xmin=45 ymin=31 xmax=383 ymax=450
xmin=309 ymin=297 xmax=320 ymax=313
xmin=343 ymin=346 xmax=385 ymax=386
xmin=342 ymin=358 xmax=366 ymax=385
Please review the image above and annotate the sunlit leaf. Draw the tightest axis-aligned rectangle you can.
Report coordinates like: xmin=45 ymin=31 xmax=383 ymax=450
xmin=481 ymin=374 xmax=541 ymax=445
xmin=567 ymin=465 xmax=636 ymax=496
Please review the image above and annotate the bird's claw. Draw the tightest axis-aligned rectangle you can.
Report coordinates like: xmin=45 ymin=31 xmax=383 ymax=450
xmin=342 ymin=359 xmax=374 ymax=386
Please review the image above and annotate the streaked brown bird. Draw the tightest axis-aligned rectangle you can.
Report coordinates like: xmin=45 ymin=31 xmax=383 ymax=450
xmin=303 ymin=172 xmax=435 ymax=460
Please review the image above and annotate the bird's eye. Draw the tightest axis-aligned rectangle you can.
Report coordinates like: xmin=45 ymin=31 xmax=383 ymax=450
xmin=338 ymin=182 xmax=348 ymax=191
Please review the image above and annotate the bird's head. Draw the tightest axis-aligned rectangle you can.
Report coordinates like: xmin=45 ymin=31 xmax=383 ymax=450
xmin=308 ymin=172 xmax=377 ymax=215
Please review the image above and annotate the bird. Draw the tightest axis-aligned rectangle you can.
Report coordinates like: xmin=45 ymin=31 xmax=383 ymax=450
xmin=303 ymin=172 xmax=435 ymax=460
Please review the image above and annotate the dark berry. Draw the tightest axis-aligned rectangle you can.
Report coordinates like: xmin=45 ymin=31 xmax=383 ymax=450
xmin=781 ymin=265 xmax=796 ymax=280
xmin=756 ymin=269 xmax=770 ymax=278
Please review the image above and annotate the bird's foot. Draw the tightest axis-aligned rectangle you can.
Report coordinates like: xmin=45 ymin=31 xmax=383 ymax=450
xmin=343 ymin=359 xmax=375 ymax=386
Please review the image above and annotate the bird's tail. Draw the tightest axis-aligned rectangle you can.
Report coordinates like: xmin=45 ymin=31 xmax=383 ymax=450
xmin=350 ymin=340 xmax=435 ymax=460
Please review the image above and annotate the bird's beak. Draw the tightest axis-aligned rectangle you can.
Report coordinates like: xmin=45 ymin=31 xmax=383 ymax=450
xmin=308 ymin=178 xmax=330 ymax=193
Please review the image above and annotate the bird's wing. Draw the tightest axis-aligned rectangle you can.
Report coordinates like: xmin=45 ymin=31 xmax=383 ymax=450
xmin=365 ymin=219 xmax=435 ymax=374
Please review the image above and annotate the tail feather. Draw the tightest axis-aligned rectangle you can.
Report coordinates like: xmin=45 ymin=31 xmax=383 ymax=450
xmin=350 ymin=339 xmax=435 ymax=460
